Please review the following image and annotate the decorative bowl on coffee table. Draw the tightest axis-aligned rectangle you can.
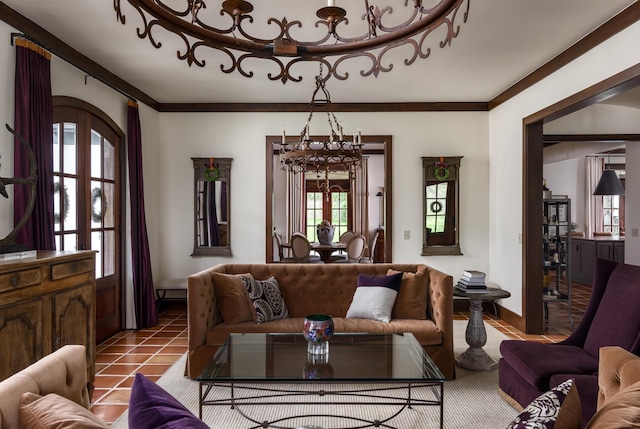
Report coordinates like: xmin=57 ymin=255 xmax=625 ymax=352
xmin=303 ymin=314 xmax=334 ymax=355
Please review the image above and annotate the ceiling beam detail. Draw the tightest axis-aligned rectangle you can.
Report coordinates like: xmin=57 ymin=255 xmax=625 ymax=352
xmin=489 ymin=2 xmax=640 ymax=110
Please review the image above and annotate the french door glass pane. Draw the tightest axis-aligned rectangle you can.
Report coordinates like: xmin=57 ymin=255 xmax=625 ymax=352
xmin=104 ymin=138 xmax=115 ymax=181
xmin=91 ymin=180 xmax=103 ymax=228
xmin=63 ymin=233 xmax=77 ymax=250
xmin=63 ymin=123 xmax=77 ymax=175
xmin=64 ymin=177 xmax=78 ymax=231
xmin=104 ymin=230 xmax=115 ymax=276
xmin=91 ymin=130 xmax=102 ymax=179
xmin=92 ymin=231 xmax=103 ymax=278
xmin=53 ymin=123 xmax=60 ymax=172
xmin=104 ymin=182 xmax=115 ymax=228
xmin=53 ymin=176 xmax=61 ymax=232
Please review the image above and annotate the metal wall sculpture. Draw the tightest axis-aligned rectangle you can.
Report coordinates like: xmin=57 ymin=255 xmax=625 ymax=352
xmin=0 ymin=124 xmax=37 ymax=250
xmin=113 ymin=0 xmax=470 ymax=83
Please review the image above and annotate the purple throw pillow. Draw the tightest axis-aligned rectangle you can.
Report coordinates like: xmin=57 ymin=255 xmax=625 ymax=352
xmin=128 ymin=373 xmax=209 ymax=429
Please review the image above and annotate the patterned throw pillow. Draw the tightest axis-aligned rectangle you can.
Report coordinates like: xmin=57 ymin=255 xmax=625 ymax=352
xmin=506 ymin=379 xmax=581 ymax=429
xmin=242 ymin=276 xmax=289 ymax=324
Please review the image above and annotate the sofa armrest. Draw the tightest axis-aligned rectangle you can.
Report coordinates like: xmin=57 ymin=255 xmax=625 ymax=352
xmin=0 ymin=345 xmax=89 ymax=429
xmin=597 ymin=346 xmax=640 ymax=410
xmin=427 ymin=267 xmax=454 ymax=357
xmin=187 ymin=267 xmax=222 ymax=377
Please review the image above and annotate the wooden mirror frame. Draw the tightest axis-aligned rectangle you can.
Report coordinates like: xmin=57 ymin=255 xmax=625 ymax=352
xmin=421 ymin=156 xmax=462 ymax=256
xmin=191 ymin=157 xmax=232 ymax=257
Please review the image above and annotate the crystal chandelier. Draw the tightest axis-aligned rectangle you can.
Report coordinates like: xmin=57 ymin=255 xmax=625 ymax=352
xmin=280 ymin=66 xmax=362 ymax=196
xmin=114 ymin=0 xmax=470 ymax=84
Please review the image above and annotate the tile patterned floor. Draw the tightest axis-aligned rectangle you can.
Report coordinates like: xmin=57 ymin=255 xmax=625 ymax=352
xmin=90 ymin=307 xmax=188 ymax=425
xmin=91 ymin=281 xmax=591 ymax=425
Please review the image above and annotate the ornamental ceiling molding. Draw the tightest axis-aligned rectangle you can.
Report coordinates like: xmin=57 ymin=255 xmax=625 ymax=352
xmin=113 ymin=0 xmax=470 ymax=84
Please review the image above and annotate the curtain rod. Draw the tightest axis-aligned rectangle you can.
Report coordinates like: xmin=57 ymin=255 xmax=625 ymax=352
xmin=10 ymin=32 xmax=137 ymax=103
xmin=584 ymin=154 xmax=626 ymax=157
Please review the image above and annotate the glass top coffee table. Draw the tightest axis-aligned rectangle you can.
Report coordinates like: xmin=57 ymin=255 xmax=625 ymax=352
xmin=198 ymin=332 xmax=445 ymax=429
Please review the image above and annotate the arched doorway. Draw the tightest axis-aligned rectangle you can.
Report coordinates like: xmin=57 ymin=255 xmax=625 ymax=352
xmin=53 ymin=96 xmax=125 ymax=342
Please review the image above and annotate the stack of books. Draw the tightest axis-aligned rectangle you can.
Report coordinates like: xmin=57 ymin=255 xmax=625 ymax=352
xmin=456 ymin=270 xmax=488 ymax=293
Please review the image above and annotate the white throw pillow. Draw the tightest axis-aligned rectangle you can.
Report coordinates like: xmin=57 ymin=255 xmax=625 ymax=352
xmin=346 ymin=273 xmax=403 ymax=323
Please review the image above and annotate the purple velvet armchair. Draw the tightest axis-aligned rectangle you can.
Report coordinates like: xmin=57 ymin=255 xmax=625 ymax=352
xmin=499 ymin=258 xmax=640 ymax=428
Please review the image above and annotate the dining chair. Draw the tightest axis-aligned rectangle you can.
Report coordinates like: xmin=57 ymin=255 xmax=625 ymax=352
xmin=334 ymin=234 xmax=366 ymax=264
xmin=273 ymin=232 xmax=295 ymax=262
xmin=290 ymin=234 xmax=323 ymax=263
xmin=330 ymin=230 xmax=356 ymax=261
xmin=339 ymin=231 xmax=355 ymax=243
xmin=360 ymin=231 xmax=379 ymax=264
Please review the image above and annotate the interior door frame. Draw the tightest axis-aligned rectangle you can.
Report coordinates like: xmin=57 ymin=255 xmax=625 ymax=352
xmin=265 ymin=135 xmax=393 ymax=263
xmin=521 ymin=64 xmax=640 ymax=334
xmin=53 ymin=96 xmax=126 ymax=341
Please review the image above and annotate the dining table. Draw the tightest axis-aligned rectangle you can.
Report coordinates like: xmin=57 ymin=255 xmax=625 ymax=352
xmin=310 ymin=242 xmax=347 ymax=263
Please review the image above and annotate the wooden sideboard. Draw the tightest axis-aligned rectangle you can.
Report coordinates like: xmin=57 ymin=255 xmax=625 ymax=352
xmin=0 ymin=250 xmax=96 ymax=387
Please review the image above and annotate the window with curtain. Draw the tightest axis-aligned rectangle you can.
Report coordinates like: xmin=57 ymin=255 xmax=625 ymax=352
xmin=305 ymin=178 xmax=351 ymax=242
xmin=602 ymin=167 xmax=625 ymax=234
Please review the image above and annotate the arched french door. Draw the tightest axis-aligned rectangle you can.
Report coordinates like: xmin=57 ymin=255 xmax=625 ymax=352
xmin=53 ymin=97 xmax=124 ymax=343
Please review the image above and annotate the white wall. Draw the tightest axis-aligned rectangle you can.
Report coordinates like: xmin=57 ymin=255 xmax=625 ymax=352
xmin=0 ymin=21 xmax=16 ymax=239
xmin=156 ymin=111 xmax=490 ymax=282
xmin=626 ymin=142 xmax=640 ymax=265
xmin=489 ymin=22 xmax=640 ymax=316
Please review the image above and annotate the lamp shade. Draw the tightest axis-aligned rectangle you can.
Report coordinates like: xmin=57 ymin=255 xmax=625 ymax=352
xmin=593 ymin=169 xmax=625 ymax=196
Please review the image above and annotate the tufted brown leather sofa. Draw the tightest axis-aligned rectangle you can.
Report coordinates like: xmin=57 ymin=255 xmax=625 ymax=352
xmin=0 ymin=345 xmax=91 ymax=429
xmin=186 ymin=263 xmax=454 ymax=379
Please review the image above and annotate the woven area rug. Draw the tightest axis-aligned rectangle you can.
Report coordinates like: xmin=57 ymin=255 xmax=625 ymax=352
xmin=111 ymin=320 xmax=517 ymax=428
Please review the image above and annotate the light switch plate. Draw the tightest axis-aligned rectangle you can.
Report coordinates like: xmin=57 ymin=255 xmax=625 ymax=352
xmin=404 ymin=230 xmax=410 ymax=239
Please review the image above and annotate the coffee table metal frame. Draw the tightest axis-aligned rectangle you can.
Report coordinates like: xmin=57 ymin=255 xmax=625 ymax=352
xmin=198 ymin=333 xmax=444 ymax=429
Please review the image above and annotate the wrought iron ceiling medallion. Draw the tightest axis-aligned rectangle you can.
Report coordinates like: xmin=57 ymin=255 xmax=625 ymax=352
xmin=113 ymin=0 xmax=470 ymax=84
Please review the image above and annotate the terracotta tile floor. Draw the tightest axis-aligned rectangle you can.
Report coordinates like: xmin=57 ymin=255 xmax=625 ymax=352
xmin=90 ymin=306 xmax=188 ymax=425
xmin=91 ymin=281 xmax=591 ymax=425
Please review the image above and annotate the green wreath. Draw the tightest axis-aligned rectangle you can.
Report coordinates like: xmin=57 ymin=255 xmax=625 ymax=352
xmin=53 ymin=182 xmax=70 ymax=224
xmin=91 ymin=187 xmax=107 ymax=223
xmin=204 ymin=166 xmax=219 ymax=182
xmin=434 ymin=165 xmax=450 ymax=181
xmin=430 ymin=200 xmax=443 ymax=214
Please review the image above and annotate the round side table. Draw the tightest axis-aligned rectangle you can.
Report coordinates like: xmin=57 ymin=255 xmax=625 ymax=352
xmin=454 ymin=287 xmax=511 ymax=371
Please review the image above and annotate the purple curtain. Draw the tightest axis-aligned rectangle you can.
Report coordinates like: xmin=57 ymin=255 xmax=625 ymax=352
xmin=13 ymin=40 xmax=55 ymax=250
xmin=127 ymin=100 xmax=157 ymax=328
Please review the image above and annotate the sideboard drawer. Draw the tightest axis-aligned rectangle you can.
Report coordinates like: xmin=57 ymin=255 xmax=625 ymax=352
xmin=51 ymin=258 xmax=94 ymax=281
xmin=0 ymin=268 xmax=42 ymax=293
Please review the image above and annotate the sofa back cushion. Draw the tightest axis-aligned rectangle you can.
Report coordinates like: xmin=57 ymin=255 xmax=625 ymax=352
xmin=583 ymin=263 xmax=640 ymax=357
xmin=214 ymin=264 xmax=427 ymax=318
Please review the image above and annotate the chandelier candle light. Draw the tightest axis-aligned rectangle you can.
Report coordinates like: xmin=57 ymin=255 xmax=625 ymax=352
xmin=280 ymin=66 xmax=363 ymax=198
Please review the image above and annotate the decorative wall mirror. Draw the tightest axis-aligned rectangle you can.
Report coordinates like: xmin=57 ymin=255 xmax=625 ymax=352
xmin=422 ymin=156 xmax=462 ymax=256
xmin=191 ymin=157 xmax=232 ymax=256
